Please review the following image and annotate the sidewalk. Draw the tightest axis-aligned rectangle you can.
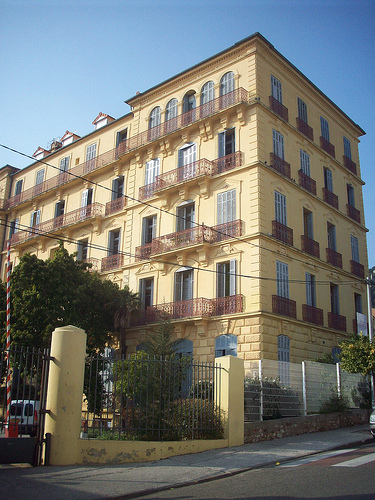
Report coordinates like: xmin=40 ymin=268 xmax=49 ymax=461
xmin=0 ymin=424 xmax=372 ymax=500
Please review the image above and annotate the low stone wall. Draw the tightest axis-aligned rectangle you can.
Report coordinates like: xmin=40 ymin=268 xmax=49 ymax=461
xmin=244 ymin=409 xmax=370 ymax=443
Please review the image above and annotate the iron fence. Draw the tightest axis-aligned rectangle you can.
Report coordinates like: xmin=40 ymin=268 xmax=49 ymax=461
xmin=83 ymin=353 xmax=223 ymax=441
xmin=244 ymin=359 xmax=366 ymax=422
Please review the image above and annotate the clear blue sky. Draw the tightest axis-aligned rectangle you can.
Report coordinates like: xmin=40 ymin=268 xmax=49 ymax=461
xmin=1 ymin=0 xmax=374 ymax=262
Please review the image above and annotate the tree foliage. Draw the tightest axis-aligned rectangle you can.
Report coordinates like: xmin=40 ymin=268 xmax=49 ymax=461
xmin=339 ymin=334 xmax=375 ymax=377
xmin=0 ymin=243 xmax=140 ymax=352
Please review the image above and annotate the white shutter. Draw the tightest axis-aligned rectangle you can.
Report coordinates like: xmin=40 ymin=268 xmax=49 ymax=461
xmin=229 ymin=259 xmax=236 ymax=296
xmin=276 ymin=261 xmax=289 ymax=298
xmin=271 ymin=75 xmax=282 ymax=103
xmin=320 ymin=117 xmax=330 ymax=141
xmin=300 ymin=150 xmax=310 ymax=176
xmin=298 ymin=98 xmax=308 ymax=123
xmin=343 ymin=136 xmax=352 ymax=159
xmin=273 ymin=130 xmax=284 ymax=159
xmin=351 ymin=235 xmax=359 ymax=263
xmin=81 ymin=189 xmax=89 ymax=207
xmin=86 ymin=143 xmax=97 ymax=161
xmin=217 ymin=189 xmax=236 ymax=225
xmin=35 ymin=169 xmax=44 ymax=185
xmin=325 ymin=168 xmax=333 ymax=192
xmin=274 ymin=191 xmax=287 ymax=225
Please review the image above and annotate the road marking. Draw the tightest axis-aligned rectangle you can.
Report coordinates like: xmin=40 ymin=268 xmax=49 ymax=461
xmin=332 ymin=452 xmax=375 ymax=467
xmin=280 ymin=449 xmax=356 ymax=467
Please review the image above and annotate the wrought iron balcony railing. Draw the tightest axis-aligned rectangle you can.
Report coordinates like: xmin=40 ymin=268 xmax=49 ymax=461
xmin=5 ymin=89 xmax=249 ymax=211
xmin=269 ymin=153 xmax=291 ymax=178
xmin=105 ymin=197 xmax=126 ymax=216
xmin=326 ymin=247 xmax=343 ymax=268
xmin=302 ymin=304 xmax=324 ymax=326
xmin=272 ymin=220 xmax=293 ymax=246
xmin=101 ymin=253 xmax=124 ymax=272
xmin=328 ymin=312 xmax=346 ymax=332
xmin=6 ymin=203 xmax=104 ymax=247
xmin=343 ymin=155 xmax=357 ymax=175
xmin=350 ymin=260 xmax=365 ymax=278
xmin=320 ymin=136 xmax=335 ymax=158
xmin=135 ymin=220 xmax=244 ymax=260
xmin=346 ymin=204 xmax=361 ymax=223
xmin=322 ymin=188 xmax=339 ymax=209
xmin=272 ymin=295 xmax=297 ymax=319
xmin=298 ymin=169 xmax=316 ymax=195
xmin=296 ymin=118 xmax=314 ymax=141
xmin=130 ymin=294 xmax=244 ymax=326
xmin=83 ymin=257 xmax=101 ymax=272
xmin=118 ymin=88 xmax=249 ymax=156
xmin=139 ymin=152 xmax=242 ymax=200
xmin=301 ymin=235 xmax=320 ymax=258
xmin=269 ymin=96 xmax=289 ymax=121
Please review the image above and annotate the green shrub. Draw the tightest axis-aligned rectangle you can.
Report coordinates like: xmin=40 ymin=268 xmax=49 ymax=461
xmin=319 ymin=392 xmax=349 ymax=414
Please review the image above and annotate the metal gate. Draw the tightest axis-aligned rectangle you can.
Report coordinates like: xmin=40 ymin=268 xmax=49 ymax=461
xmin=0 ymin=345 xmax=51 ymax=466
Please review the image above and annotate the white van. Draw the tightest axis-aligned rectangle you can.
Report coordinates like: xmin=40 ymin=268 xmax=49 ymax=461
xmin=10 ymin=400 xmax=40 ymax=436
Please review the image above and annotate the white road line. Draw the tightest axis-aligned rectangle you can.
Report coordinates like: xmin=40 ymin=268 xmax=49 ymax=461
xmin=280 ymin=449 xmax=356 ymax=467
xmin=332 ymin=452 xmax=375 ymax=468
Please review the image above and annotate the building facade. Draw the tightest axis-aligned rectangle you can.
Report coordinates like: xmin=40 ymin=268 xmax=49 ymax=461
xmin=0 ymin=33 xmax=367 ymax=364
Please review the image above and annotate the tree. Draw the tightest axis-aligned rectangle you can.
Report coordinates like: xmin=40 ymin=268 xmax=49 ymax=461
xmin=339 ymin=334 xmax=375 ymax=407
xmin=0 ymin=242 xmax=140 ymax=352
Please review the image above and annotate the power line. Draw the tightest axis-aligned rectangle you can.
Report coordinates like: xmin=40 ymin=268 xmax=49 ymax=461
xmin=0 ymin=143 xmax=367 ymax=286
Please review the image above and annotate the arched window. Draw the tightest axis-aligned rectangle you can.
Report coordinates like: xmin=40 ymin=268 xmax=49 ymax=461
xmin=175 ymin=338 xmax=193 ymax=357
xmin=165 ymin=98 xmax=178 ymax=132
xmin=277 ymin=335 xmax=290 ymax=385
xmin=220 ymin=72 xmax=235 ymax=96
xmin=182 ymin=91 xmax=196 ymax=125
xmin=201 ymin=81 xmax=215 ymax=117
xmin=215 ymin=334 xmax=237 ymax=357
xmin=149 ymin=106 xmax=161 ymax=140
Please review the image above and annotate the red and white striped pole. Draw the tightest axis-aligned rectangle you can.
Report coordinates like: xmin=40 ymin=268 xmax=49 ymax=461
xmin=5 ymin=241 xmax=11 ymax=433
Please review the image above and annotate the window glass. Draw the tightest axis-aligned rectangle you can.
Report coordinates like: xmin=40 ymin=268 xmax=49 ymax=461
xmin=220 ymin=72 xmax=235 ymax=95
xmin=297 ymin=98 xmax=308 ymax=123
xmin=274 ymin=191 xmax=287 ymax=226
xmin=215 ymin=334 xmax=237 ymax=357
xmin=272 ymin=130 xmax=285 ymax=159
xmin=271 ymin=75 xmax=282 ymax=103
xmin=351 ymin=235 xmax=359 ymax=262
xmin=276 ymin=261 xmax=289 ymax=298
xmin=320 ymin=117 xmax=330 ymax=141
xmin=343 ymin=136 xmax=352 ymax=159
xmin=300 ymin=150 xmax=310 ymax=176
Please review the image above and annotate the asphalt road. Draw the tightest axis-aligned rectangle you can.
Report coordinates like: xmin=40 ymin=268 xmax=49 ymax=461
xmin=136 ymin=442 xmax=375 ymax=499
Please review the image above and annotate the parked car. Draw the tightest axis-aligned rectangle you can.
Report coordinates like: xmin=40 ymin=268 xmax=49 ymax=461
xmin=10 ymin=400 xmax=40 ymax=436
xmin=370 ymin=409 xmax=375 ymax=439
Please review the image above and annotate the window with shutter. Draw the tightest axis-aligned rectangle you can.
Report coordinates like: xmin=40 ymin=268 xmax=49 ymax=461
xmin=217 ymin=189 xmax=236 ymax=225
xmin=327 ymin=223 xmax=337 ymax=251
xmin=139 ymin=278 xmax=154 ymax=309
xmin=77 ymin=239 xmax=88 ymax=261
xmin=217 ymin=260 xmax=236 ymax=297
xmin=14 ymin=180 xmax=23 ymax=196
xmin=149 ymin=107 xmax=161 ymax=129
xmin=174 ymin=268 xmax=193 ymax=301
xmin=30 ymin=209 xmax=40 ymax=227
xmin=108 ymin=230 xmax=120 ymax=256
xmin=218 ymin=128 xmax=235 ymax=158
xmin=330 ymin=283 xmax=340 ymax=315
xmin=274 ymin=191 xmax=287 ymax=226
xmin=145 ymin=158 xmax=160 ymax=186
xmin=343 ymin=136 xmax=352 ymax=160
xmin=305 ymin=272 xmax=316 ymax=307
xmin=297 ymin=98 xmax=308 ymax=123
xmin=271 ymin=75 xmax=282 ymax=103
xmin=273 ymin=130 xmax=285 ymax=159
xmin=220 ymin=72 xmax=235 ymax=96
xmin=300 ymin=150 xmax=310 ymax=176
xmin=176 ymin=202 xmax=194 ymax=232
xmin=112 ymin=176 xmax=124 ymax=200
xmin=59 ymin=157 xmax=69 ymax=172
xmin=201 ymin=81 xmax=215 ymax=104
xmin=35 ymin=169 xmax=44 ymax=185
xmin=276 ymin=261 xmax=289 ymax=299
xmin=303 ymin=208 xmax=314 ymax=239
xmin=277 ymin=334 xmax=290 ymax=384
xmin=9 ymin=219 xmax=18 ymax=238
xmin=324 ymin=167 xmax=333 ymax=192
xmin=320 ymin=117 xmax=330 ymax=141
xmin=142 ymin=215 xmax=156 ymax=245
xmin=351 ymin=235 xmax=360 ymax=263
xmin=347 ymin=184 xmax=355 ymax=207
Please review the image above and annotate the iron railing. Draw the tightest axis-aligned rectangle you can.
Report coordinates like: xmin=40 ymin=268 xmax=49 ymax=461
xmin=320 ymin=136 xmax=335 ymax=158
xmin=269 ymin=96 xmax=289 ymax=121
xmin=269 ymin=153 xmax=291 ymax=178
xmin=346 ymin=204 xmax=361 ymax=223
xmin=350 ymin=260 xmax=365 ymax=278
xmin=105 ymin=197 xmax=126 ymax=216
xmin=322 ymin=188 xmax=339 ymax=209
xmin=328 ymin=312 xmax=347 ymax=332
xmin=82 ymin=353 xmax=223 ymax=441
xmin=296 ymin=118 xmax=314 ymax=141
xmin=272 ymin=220 xmax=293 ymax=246
xmin=101 ymin=254 xmax=124 ymax=272
xmin=302 ymin=304 xmax=324 ymax=326
xmin=272 ymin=295 xmax=297 ymax=319
xmin=301 ymin=235 xmax=320 ymax=258
xmin=5 ymin=203 xmax=104 ymax=248
xmin=343 ymin=156 xmax=357 ymax=175
xmin=131 ymin=295 xmax=244 ymax=326
xmin=326 ymin=248 xmax=343 ymax=268
xmin=298 ymin=170 xmax=316 ymax=195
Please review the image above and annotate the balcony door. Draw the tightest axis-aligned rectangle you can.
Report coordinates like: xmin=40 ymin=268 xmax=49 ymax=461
xmin=178 ymin=143 xmax=197 ymax=181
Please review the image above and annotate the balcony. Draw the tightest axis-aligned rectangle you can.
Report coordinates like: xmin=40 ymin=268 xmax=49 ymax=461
xmin=350 ymin=260 xmax=365 ymax=279
xmin=269 ymin=153 xmax=291 ymax=178
xmin=296 ymin=118 xmax=314 ymax=141
xmin=105 ymin=197 xmax=126 ymax=216
xmin=7 ymin=203 xmax=104 ymax=247
xmin=326 ymin=248 xmax=342 ymax=268
xmin=346 ymin=204 xmax=361 ymax=223
xmin=131 ymin=294 xmax=244 ymax=326
xmin=101 ymin=253 xmax=124 ymax=272
xmin=272 ymin=295 xmax=297 ymax=319
xmin=135 ymin=220 xmax=244 ymax=259
xmin=139 ymin=152 xmax=242 ymax=201
xmin=119 ymin=88 xmax=249 ymax=157
xmin=302 ymin=304 xmax=324 ymax=326
xmin=272 ymin=220 xmax=293 ymax=246
xmin=298 ymin=170 xmax=316 ymax=195
xmin=83 ymin=258 xmax=101 ymax=272
xmin=322 ymin=188 xmax=339 ymax=209
xmin=328 ymin=312 xmax=346 ymax=332
xmin=343 ymin=155 xmax=357 ymax=175
xmin=301 ymin=235 xmax=320 ymax=258
xmin=320 ymin=136 xmax=335 ymax=158
xmin=269 ymin=96 xmax=289 ymax=121
xmin=4 ymin=90 xmax=249 ymax=211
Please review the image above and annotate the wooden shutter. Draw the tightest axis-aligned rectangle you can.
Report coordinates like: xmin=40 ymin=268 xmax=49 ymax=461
xmin=276 ymin=261 xmax=289 ymax=298
xmin=298 ymin=98 xmax=308 ymax=123
xmin=351 ymin=235 xmax=359 ymax=263
xmin=271 ymin=75 xmax=282 ymax=103
xmin=229 ymin=259 xmax=236 ymax=296
xmin=300 ymin=150 xmax=310 ymax=176
xmin=273 ymin=130 xmax=285 ymax=159
xmin=274 ymin=191 xmax=287 ymax=225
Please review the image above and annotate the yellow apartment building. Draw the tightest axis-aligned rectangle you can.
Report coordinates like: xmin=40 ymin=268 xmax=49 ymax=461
xmin=0 ymin=33 xmax=367 ymax=366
